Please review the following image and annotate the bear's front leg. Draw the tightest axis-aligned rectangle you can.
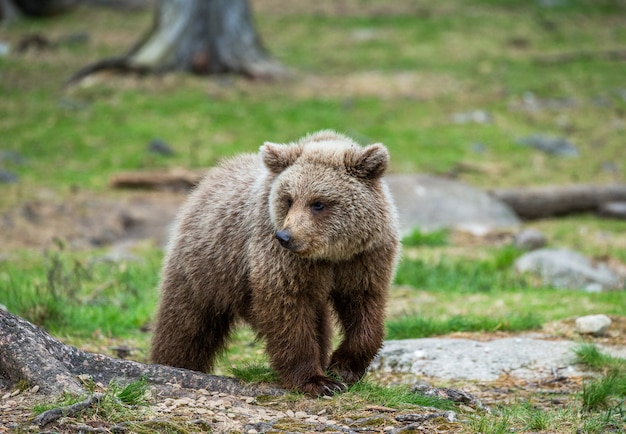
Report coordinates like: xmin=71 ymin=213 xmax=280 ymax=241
xmin=328 ymin=289 xmax=386 ymax=385
xmin=329 ymin=253 xmax=392 ymax=386
xmin=251 ymin=286 xmax=344 ymax=396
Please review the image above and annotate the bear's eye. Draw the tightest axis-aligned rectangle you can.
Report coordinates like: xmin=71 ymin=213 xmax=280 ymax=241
xmin=285 ymin=197 xmax=293 ymax=209
xmin=311 ymin=202 xmax=326 ymax=212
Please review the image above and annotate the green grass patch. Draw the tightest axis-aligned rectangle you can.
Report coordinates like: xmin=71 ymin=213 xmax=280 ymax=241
xmin=0 ymin=249 xmax=161 ymax=337
xmin=575 ymin=344 xmax=626 ymax=412
xmin=395 ymin=246 xmax=525 ymax=293
xmin=401 ymin=228 xmax=448 ymax=248
xmin=230 ymin=362 xmax=280 ymax=385
xmin=32 ymin=378 xmax=150 ymax=429
xmin=347 ymin=381 xmax=454 ymax=410
xmin=386 ymin=313 xmax=542 ymax=340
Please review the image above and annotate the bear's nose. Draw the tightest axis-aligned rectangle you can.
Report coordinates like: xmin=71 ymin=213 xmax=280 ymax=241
xmin=275 ymin=230 xmax=292 ymax=248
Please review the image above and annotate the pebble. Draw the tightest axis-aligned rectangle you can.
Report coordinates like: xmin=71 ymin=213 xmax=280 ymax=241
xmin=514 ymin=228 xmax=547 ymax=250
xmin=575 ymin=314 xmax=612 ymax=336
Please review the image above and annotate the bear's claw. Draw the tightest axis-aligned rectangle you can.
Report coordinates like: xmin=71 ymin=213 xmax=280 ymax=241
xmin=299 ymin=375 xmax=347 ymax=397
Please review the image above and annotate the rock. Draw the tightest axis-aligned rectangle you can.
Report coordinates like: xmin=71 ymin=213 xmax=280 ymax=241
xmin=0 ymin=170 xmax=18 ymax=183
xmin=575 ymin=314 xmax=612 ymax=336
xmin=0 ymin=42 xmax=10 ymax=56
xmin=385 ymin=174 xmax=520 ymax=234
xmin=148 ymin=138 xmax=175 ymax=156
xmin=598 ymin=201 xmax=626 ymax=219
xmin=372 ymin=337 xmax=584 ymax=382
xmin=514 ymin=228 xmax=547 ymax=250
xmin=514 ymin=248 xmax=623 ymax=291
xmin=516 ymin=134 xmax=579 ymax=157
xmin=451 ymin=110 xmax=491 ymax=124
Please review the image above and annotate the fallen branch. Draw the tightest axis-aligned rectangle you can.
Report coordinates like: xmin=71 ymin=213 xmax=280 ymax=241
xmin=0 ymin=310 xmax=284 ymax=398
xmin=109 ymin=168 xmax=204 ymax=191
xmin=32 ymin=393 xmax=104 ymax=427
xmin=535 ymin=48 xmax=626 ymax=65
xmin=489 ymin=184 xmax=626 ymax=219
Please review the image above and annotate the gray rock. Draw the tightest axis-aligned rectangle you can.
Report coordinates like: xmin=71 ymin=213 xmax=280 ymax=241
xmin=575 ymin=314 xmax=612 ymax=336
xmin=385 ymin=174 xmax=520 ymax=234
xmin=0 ymin=170 xmax=18 ymax=183
xmin=516 ymin=134 xmax=579 ymax=157
xmin=598 ymin=201 xmax=626 ymax=219
xmin=148 ymin=138 xmax=175 ymax=156
xmin=514 ymin=228 xmax=547 ymax=250
xmin=451 ymin=110 xmax=491 ymax=124
xmin=373 ymin=337 xmax=580 ymax=382
xmin=514 ymin=248 xmax=623 ymax=291
xmin=372 ymin=336 xmax=626 ymax=382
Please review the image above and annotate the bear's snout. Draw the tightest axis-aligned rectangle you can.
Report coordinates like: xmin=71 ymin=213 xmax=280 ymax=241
xmin=275 ymin=229 xmax=292 ymax=248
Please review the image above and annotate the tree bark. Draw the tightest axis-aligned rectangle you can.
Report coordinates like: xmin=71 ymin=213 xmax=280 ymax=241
xmin=0 ymin=309 xmax=284 ymax=397
xmin=68 ymin=0 xmax=287 ymax=84
xmin=0 ymin=0 xmax=77 ymax=21
xmin=489 ymin=184 xmax=626 ymax=219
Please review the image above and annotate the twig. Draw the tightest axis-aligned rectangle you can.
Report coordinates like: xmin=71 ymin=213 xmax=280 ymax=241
xmin=32 ymin=393 xmax=104 ymax=427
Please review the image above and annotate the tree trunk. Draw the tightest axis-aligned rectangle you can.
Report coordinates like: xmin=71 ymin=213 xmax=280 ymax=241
xmin=489 ymin=184 xmax=626 ymax=219
xmin=68 ymin=0 xmax=286 ymax=84
xmin=0 ymin=309 xmax=284 ymax=397
xmin=0 ymin=0 xmax=77 ymax=21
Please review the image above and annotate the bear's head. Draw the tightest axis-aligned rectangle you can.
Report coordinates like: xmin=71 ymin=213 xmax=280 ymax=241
xmin=260 ymin=130 xmax=393 ymax=261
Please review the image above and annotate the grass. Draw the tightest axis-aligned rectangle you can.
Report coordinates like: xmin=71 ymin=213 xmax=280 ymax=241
xmin=347 ymin=380 xmax=454 ymax=410
xmin=575 ymin=344 xmax=626 ymax=411
xmin=0 ymin=248 xmax=161 ymax=338
xmin=467 ymin=344 xmax=626 ymax=433
xmin=1 ymin=0 xmax=626 ymax=431
xmin=33 ymin=377 xmax=149 ymax=422
xmin=386 ymin=313 xmax=542 ymax=340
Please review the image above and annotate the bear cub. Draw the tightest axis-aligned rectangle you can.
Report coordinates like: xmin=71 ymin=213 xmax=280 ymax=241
xmin=151 ymin=130 xmax=400 ymax=396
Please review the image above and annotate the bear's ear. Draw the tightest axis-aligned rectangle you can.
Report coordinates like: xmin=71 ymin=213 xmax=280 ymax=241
xmin=260 ymin=142 xmax=303 ymax=174
xmin=345 ymin=143 xmax=389 ymax=180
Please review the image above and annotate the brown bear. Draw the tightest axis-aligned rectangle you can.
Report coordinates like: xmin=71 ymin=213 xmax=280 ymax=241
xmin=150 ymin=130 xmax=400 ymax=396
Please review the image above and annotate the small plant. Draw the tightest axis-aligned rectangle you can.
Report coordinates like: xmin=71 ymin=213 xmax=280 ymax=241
xmin=32 ymin=378 xmax=149 ymax=427
xmin=230 ymin=362 xmax=280 ymax=384
xmin=115 ymin=377 xmax=149 ymax=406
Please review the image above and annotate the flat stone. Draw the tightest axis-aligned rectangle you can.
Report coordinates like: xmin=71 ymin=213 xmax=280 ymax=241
xmin=372 ymin=337 xmax=626 ymax=382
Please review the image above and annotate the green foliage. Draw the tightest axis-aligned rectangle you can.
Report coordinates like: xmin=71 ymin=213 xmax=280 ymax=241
xmin=386 ymin=313 xmax=542 ymax=340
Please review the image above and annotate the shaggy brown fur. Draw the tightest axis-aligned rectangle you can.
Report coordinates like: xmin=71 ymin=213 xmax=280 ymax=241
xmin=150 ymin=130 xmax=400 ymax=396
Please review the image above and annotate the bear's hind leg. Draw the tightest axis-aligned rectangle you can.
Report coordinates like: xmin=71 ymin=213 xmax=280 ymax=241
xmin=151 ymin=299 xmax=234 ymax=373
